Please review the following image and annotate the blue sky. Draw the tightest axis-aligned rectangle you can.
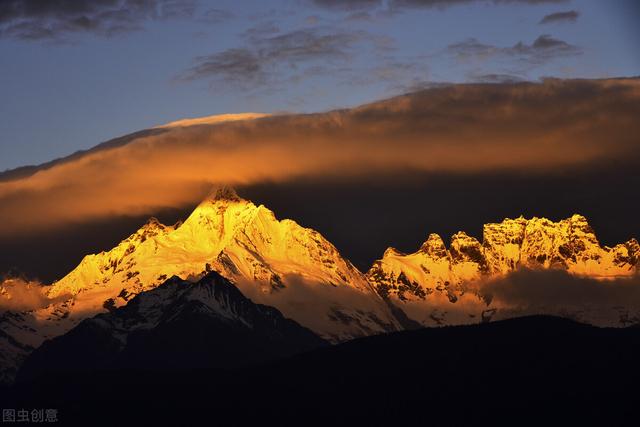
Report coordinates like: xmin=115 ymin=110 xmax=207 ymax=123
xmin=0 ymin=0 xmax=638 ymax=171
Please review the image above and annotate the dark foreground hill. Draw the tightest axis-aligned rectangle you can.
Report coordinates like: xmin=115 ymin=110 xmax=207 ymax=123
xmin=16 ymin=271 xmax=327 ymax=383
xmin=3 ymin=315 xmax=639 ymax=426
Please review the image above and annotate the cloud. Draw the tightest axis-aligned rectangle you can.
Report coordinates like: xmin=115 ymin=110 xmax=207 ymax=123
xmin=178 ymin=22 xmax=400 ymax=93
xmin=309 ymin=0 xmax=383 ymax=11
xmin=178 ymin=27 xmax=366 ymax=89
xmin=511 ymin=34 xmax=582 ymax=63
xmin=241 ymin=21 xmax=281 ymax=39
xmin=0 ymin=276 xmax=68 ymax=312
xmin=0 ymin=78 xmax=638 ymax=235
xmin=468 ymin=73 xmax=526 ymax=83
xmin=237 ymin=273 xmax=395 ymax=340
xmin=525 ymin=34 xmax=573 ymax=50
xmin=179 ymin=48 xmax=266 ymax=87
xmin=346 ymin=58 xmax=428 ymax=88
xmin=309 ymin=0 xmax=568 ymax=11
xmin=345 ymin=11 xmax=375 ymax=21
xmin=0 ymin=0 xmax=224 ymax=41
xmin=539 ymin=10 xmax=579 ymax=24
xmin=446 ymin=34 xmax=582 ymax=72
xmin=390 ymin=0 xmax=569 ymax=9
xmin=447 ymin=38 xmax=497 ymax=59
xmin=255 ymin=28 xmax=361 ymax=61
xmin=474 ymin=268 xmax=640 ymax=324
xmin=198 ymin=8 xmax=235 ymax=24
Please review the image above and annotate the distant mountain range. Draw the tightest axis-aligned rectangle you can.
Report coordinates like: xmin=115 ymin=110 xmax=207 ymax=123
xmin=368 ymin=213 xmax=639 ymax=327
xmin=1 ymin=187 xmax=638 ymax=384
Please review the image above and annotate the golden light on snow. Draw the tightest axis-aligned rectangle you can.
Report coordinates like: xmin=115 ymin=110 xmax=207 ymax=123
xmin=1 ymin=188 xmax=638 ymax=384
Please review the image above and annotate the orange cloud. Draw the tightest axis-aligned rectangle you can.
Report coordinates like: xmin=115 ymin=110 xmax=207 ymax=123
xmin=0 ymin=276 xmax=69 ymax=312
xmin=0 ymin=78 xmax=639 ymax=236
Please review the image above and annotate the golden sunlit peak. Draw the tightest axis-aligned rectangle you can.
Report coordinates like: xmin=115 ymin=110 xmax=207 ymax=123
xmin=570 ymin=213 xmax=589 ymax=222
xmin=419 ymin=234 xmax=447 ymax=256
xmin=203 ymin=186 xmax=243 ymax=204
xmin=383 ymin=247 xmax=405 ymax=257
xmin=142 ymin=216 xmax=164 ymax=229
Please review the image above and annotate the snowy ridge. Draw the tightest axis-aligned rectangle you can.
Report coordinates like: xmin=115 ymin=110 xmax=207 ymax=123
xmin=367 ymin=214 xmax=639 ymax=326
xmin=17 ymin=271 xmax=326 ymax=381
xmin=48 ymin=187 xmax=375 ymax=299
xmin=0 ymin=188 xmax=398 ymax=383
xmin=45 ymin=187 xmax=397 ymax=343
xmin=2 ymin=195 xmax=639 ymax=384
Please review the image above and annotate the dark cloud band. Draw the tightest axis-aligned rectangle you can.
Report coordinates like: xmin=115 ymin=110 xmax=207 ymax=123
xmin=390 ymin=0 xmax=568 ymax=9
xmin=177 ymin=27 xmax=368 ymax=89
xmin=0 ymin=0 xmax=207 ymax=40
xmin=0 ymin=78 xmax=638 ymax=237
xmin=539 ymin=10 xmax=580 ymax=24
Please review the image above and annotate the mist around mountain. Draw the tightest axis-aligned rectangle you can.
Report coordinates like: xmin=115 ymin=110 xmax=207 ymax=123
xmin=1 ymin=188 xmax=638 ymax=387
xmin=17 ymin=271 xmax=327 ymax=383
xmin=1 ymin=0 xmax=638 ymax=421
xmin=0 ymin=188 xmax=400 ymax=384
xmin=368 ymin=214 xmax=640 ymax=327
xmin=1 ymin=78 xmax=639 ymax=241
xmin=2 ymin=78 xmax=639 ymax=292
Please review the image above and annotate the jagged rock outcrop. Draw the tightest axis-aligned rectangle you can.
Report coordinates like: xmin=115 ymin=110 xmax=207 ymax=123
xmin=367 ymin=214 xmax=639 ymax=327
xmin=2 ymin=201 xmax=638 ymax=385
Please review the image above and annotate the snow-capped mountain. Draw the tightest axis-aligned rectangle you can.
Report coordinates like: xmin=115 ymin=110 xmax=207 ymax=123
xmin=367 ymin=214 xmax=639 ymax=327
xmin=2 ymin=192 xmax=639 ymax=385
xmin=17 ymin=271 xmax=326 ymax=382
xmin=45 ymin=187 xmax=398 ymax=341
xmin=0 ymin=188 xmax=398 ymax=383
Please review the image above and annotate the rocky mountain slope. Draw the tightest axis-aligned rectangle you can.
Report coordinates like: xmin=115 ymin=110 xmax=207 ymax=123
xmin=0 ymin=188 xmax=398 ymax=383
xmin=17 ymin=271 xmax=326 ymax=382
xmin=367 ymin=214 xmax=639 ymax=326
xmin=2 ymin=191 xmax=639 ymax=385
xmin=45 ymin=187 xmax=398 ymax=341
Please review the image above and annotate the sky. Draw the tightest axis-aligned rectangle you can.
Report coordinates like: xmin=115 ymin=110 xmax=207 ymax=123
xmin=1 ymin=77 xmax=639 ymax=280
xmin=1 ymin=0 xmax=639 ymax=172
xmin=0 ymin=0 xmax=639 ymax=281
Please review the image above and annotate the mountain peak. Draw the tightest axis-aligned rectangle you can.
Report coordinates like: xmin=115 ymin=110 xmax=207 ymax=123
xmin=204 ymin=186 xmax=243 ymax=203
xmin=142 ymin=216 xmax=164 ymax=229
xmin=383 ymin=247 xmax=405 ymax=258
xmin=419 ymin=234 xmax=448 ymax=258
xmin=35 ymin=190 xmax=397 ymax=351
xmin=366 ymin=213 xmax=639 ymax=328
xmin=569 ymin=213 xmax=589 ymax=222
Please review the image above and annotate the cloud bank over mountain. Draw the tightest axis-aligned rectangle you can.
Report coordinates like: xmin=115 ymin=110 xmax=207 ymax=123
xmin=478 ymin=268 xmax=640 ymax=311
xmin=468 ymin=268 xmax=640 ymax=326
xmin=0 ymin=277 xmax=65 ymax=312
xmin=0 ymin=77 xmax=638 ymax=236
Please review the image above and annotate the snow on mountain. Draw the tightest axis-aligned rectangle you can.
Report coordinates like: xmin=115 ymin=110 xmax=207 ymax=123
xmin=46 ymin=187 xmax=398 ymax=340
xmin=367 ymin=214 xmax=639 ymax=327
xmin=2 ymin=194 xmax=639 ymax=385
xmin=0 ymin=188 xmax=398 ymax=383
xmin=17 ymin=271 xmax=326 ymax=381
